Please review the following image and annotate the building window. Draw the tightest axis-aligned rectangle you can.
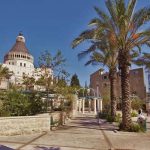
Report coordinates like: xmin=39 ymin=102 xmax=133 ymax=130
xmin=103 ymin=76 xmax=108 ymax=80
xmin=20 ymin=63 xmax=22 ymax=66
xmin=24 ymin=63 xmax=26 ymax=67
xmin=12 ymin=62 xmax=14 ymax=65
xmin=9 ymin=62 xmax=10 ymax=64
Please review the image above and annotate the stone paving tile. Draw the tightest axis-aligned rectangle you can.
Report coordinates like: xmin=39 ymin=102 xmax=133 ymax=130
xmin=21 ymin=145 xmax=97 ymax=150
xmin=105 ymin=130 xmax=150 ymax=150
xmin=28 ymin=119 xmax=109 ymax=150
xmin=0 ymin=133 xmax=42 ymax=143
xmin=1 ymin=114 xmax=150 ymax=150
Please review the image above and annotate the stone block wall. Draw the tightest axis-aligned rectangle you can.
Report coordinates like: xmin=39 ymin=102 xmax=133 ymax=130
xmin=51 ymin=111 xmax=71 ymax=126
xmin=0 ymin=115 xmax=50 ymax=136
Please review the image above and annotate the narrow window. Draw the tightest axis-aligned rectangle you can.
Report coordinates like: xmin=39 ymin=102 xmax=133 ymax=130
xmin=103 ymin=76 xmax=108 ymax=80
xmin=20 ymin=63 xmax=22 ymax=66
xmin=24 ymin=63 xmax=26 ymax=67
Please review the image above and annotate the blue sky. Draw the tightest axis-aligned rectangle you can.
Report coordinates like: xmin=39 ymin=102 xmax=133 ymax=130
xmin=0 ymin=0 xmax=149 ymax=86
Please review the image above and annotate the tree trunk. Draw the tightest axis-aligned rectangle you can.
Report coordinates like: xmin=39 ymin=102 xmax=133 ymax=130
xmin=119 ymin=51 xmax=132 ymax=130
xmin=109 ymin=68 xmax=117 ymax=119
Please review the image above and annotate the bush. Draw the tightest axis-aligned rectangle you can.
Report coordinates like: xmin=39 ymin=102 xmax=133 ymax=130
xmin=130 ymin=123 xmax=145 ymax=132
xmin=3 ymin=90 xmax=31 ymax=116
xmin=98 ymin=112 xmax=114 ymax=122
xmin=131 ymin=97 xmax=144 ymax=110
xmin=98 ymin=112 xmax=122 ymax=123
xmin=114 ymin=113 xmax=121 ymax=123
xmin=0 ymin=90 xmax=45 ymax=116
xmin=106 ymin=115 xmax=114 ymax=122
xmin=131 ymin=111 xmax=138 ymax=117
xmin=119 ymin=122 xmax=145 ymax=132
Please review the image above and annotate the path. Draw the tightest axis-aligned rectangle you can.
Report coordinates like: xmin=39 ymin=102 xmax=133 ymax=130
xmin=0 ymin=114 xmax=149 ymax=150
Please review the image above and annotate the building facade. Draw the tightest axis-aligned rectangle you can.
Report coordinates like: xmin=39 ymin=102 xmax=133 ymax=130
xmin=90 ymin=68 xmax=146 ymax=101
xmin=0 ymin=33 xmax=53 ymax=89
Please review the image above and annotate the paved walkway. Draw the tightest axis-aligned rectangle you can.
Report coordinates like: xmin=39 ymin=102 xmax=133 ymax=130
xmin=0 ymin=114 xmax=150 ymax=150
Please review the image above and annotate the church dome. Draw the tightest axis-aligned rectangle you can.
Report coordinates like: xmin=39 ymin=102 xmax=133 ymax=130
xmin=9 ymin=33 xmax=29 ymax=54
xmin=4 ymin=33 xmax=34 ymax=64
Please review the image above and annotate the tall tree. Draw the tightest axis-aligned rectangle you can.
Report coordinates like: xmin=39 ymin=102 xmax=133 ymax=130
xmin=0 ymin=65 xmax=13 ymax=85
xmin=103 ymin=0 xmax=150 ymax=130
xmin=38 ymin=50 xmax=67 ymax=111
xmin=22 ymin=74 xmax=35 ymax=91
xmin=73 ymin=35 xmax=118 ymax=119
xmin=70 ymin=74 xmax=80 ymax=87
xmin=72 ymin=0 xmax=150 ymax=130
xmin=38 ymin=50 xmax=67 ymax=91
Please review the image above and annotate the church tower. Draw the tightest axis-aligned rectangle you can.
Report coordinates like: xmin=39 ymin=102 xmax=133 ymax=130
xmin=3 ymin=33 xmax=34 ymax=84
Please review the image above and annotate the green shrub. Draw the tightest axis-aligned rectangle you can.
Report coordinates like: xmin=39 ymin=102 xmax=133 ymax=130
xmin=130 ymin=123 xmax=145 ymax=132
xmin=119 ymin=122 xmax=145 ymax=132
xmin=131 ymin=97 xmax=144 ymax=110
xmin=114 ymin=113 xmax=121 ymax=123
xmin=131 ymin=111 xmax=138 ymax=117
xmin=0 ymin=90 xmax=45 ymax=116
xmin=98 ymin=112 xmax=121 ymax=123
xmin=106 ymin=115 xmax=114 ymax=122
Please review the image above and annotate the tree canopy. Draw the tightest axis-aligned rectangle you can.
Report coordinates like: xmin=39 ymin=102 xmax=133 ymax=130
xmin=70 ymin=74 xmax=80 ymax=87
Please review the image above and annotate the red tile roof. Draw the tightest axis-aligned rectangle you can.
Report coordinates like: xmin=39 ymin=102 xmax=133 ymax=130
xmin=9 ymin=40 xmax=30 ymax=54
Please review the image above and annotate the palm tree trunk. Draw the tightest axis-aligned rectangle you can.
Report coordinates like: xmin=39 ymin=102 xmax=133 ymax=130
xmin=109 ymin=68 xmax=117 ymax=119
xmin=119 ymin=51 xmax=132 ymax=130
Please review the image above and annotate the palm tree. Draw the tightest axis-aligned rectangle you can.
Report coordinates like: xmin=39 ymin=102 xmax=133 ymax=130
xmin=73 ymin=0 xmax=150 ymax=130
xmin=85 ymin=40 xmax=118 ymax=119
xmin=0 ymin=65 xmax=11 ymax=84
xmin=103 ymin=0 xmax=150 ymax=130
xmin=73 ymin=31 xmax=118 ymax=119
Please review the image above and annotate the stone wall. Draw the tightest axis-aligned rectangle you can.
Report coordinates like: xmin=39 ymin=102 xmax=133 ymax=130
xmin=90 ymin=68 xmax=146 ymax=101
xmin=0 ymin=115 xmax=50 ymax=136
xmin=51 ymin=111 xmax=67 ymax=126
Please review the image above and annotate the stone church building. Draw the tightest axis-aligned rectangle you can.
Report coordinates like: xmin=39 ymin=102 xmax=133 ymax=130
xmin=0 ymin=33 xmax=53 ymax=90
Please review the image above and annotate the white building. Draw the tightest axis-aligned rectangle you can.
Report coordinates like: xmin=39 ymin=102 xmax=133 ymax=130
xmin=1 ymin=33 xmax=53 ymax=89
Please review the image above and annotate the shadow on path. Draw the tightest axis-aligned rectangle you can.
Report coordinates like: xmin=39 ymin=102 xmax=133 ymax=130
xmin=35 ymin=146 xmax=60 ymax=150
xmin=0 ymin=145 xmax=14 ymax=150
xmin=64 ymin=117 xmax=118 ymax=131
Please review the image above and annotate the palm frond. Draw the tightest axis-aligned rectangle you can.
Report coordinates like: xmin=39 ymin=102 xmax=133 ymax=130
xmin=77 ymin=44 xmax=97 ymax=60
xmin=105 ymin=0 xmax=117 ymax=24
xmin=72 ymin=29 xmax=95 ymax=48
xmin=132 ymin=7 xmax=150 ymax=32
xmin=85 ymin=52 xmax=104 ymax=66
xmin=94 ymin=6 xmax=109 ymax=22
xmin=126 ymin=0 xmax=137 ymax=20
xmin=133 ymin=53 xmax=150 ymax=69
